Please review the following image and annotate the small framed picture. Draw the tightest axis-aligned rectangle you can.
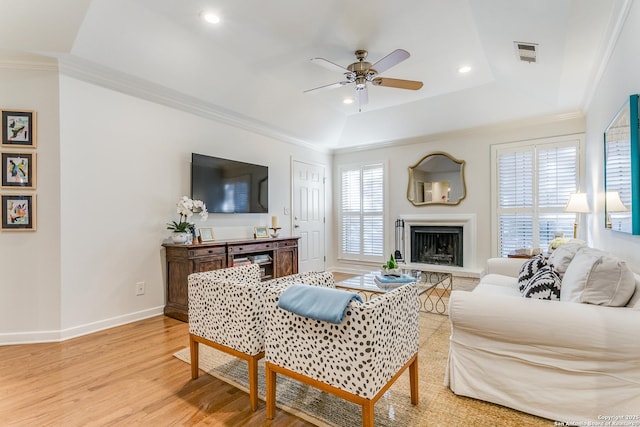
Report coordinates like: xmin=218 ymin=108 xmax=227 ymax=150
xmin=1 ymin=110 xmax=37 ymax=148
xmin=254 ymin=226 xmax=269 ymax=239
xmin=198 ymin=227 xmax=215 ymax=242
xmin=2 ymin=152 xmax=36 ymax=189
xmin=1 ymin=194 xmax=36 ymax=231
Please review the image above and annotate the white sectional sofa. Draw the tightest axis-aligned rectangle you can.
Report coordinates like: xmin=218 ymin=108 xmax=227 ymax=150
xmin=446 ymin=243 xmax=640 ymax=422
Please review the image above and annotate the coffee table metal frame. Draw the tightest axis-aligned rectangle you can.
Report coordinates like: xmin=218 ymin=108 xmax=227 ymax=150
xmin=336 ymin=270 xmax=452 ymax=314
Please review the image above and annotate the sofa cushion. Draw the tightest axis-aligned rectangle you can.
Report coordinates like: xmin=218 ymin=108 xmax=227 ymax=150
xmin=521 ymin=266 xmax=561 ymax=300
xmin=628 ymin=289 xmax=640 ymax=310
xmin=474 ymin=282 xmax=522 ymax=297
xmin=625 ymin=274 xmax=640 ymax=309
xmin=561 ymin=247 xmax=636 ymax=307
xmin=547 ymin=240 xmax=586 ymax=276
xmin=518 ymin=254 xmax=548 ymax=293
xmin=480 ymin=273 xmax=518 ymax=288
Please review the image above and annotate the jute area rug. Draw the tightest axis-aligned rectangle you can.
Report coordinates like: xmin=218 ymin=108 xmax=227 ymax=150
xmin=174 ymin=313 xmax=547 ymax=426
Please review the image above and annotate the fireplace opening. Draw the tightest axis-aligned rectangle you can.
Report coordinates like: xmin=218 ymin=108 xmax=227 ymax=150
xmin=410 ymin=226 xmax=463 ymax=267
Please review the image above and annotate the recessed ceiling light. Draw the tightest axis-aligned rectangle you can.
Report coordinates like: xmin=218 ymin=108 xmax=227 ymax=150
xmin=201 ymin=12 xmax=221 ymax=24
xmin=343 ymin=98 xmax=354 ymax=105
xmin=458 ymin=66 xmax=472 ymax=74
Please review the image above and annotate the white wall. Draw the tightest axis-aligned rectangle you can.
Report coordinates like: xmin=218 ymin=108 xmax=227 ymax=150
xmin=56 ymin=76 xmax=331 ymax=336
xmin=0 ymin=69 xmax=331 ymax=343
xmin=585 ymin=0 xmax=640 ymax=272
xmin=0 ymin=67 xmax=62 ymax=341
xmin=331 ymin=115 xmax=585 ymax=274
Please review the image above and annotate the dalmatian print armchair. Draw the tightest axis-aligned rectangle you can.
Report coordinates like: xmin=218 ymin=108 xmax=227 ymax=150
xmin=263 ymin=281 xmax=420 ymax=427
xmin=187 ymin=264 xmax=334 ymax=411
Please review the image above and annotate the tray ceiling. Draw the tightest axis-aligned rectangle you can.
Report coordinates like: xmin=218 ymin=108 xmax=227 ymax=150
xmin=0 ymin=0 xmax=628 ymax=149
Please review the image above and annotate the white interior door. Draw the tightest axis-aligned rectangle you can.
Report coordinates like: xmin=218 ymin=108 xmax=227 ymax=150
xmin=292 ymin=160 xmax=325 ymax=272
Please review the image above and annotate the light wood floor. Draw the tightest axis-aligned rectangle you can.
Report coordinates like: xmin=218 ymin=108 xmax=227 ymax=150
xmin=0 ymin=314 xmax=314 ymax=426
xmin=0 ymin=273 xmax=358 ymax=426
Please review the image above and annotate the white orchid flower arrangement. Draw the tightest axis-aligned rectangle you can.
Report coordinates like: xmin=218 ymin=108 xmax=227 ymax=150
xmin=167 ymin=196 xmax=208 ymax=233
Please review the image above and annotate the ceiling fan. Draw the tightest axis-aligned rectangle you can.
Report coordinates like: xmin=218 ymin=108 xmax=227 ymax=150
xmin=305 ymin=49 xmax=423 ymax=112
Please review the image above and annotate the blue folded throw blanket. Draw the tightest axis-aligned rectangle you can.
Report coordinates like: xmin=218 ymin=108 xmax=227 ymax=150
xmin=277 ymin=284 xmax=363 ymax=324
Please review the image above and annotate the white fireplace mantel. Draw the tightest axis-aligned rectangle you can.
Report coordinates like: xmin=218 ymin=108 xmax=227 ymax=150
xmin=399 ymin=214 xmax=480 ymax=276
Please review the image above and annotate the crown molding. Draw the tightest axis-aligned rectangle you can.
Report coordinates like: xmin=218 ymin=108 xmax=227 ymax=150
xmin=582 ymin=0 xmax=634 ymax=110
xmin=0 ymin=55 xmax=58 ymax=71
xmin=57 ymin=56 xmax=329 ymax=154
xmin=334 ymin=110 xmax=585 ymax=154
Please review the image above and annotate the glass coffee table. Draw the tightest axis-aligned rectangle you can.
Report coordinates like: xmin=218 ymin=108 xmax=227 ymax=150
xmin=336 ymin=270 xmax=452 ymax=314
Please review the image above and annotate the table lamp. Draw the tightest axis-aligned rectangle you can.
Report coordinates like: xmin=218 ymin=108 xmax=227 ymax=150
xmin=565 ymin=192 xmax=590 ymax=238
xmin=605 ymin=191 xmax=628 ymax=229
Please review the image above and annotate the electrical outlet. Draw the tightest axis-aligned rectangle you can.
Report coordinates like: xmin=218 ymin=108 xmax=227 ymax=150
xmin=135 ymin=281 xmax=145 ymax=296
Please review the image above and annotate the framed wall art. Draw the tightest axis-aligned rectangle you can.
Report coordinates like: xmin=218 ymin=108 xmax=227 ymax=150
xmin=1 ymin=194 xmax=36 ymax=231
xmin=254 ymin=226 xmax=269 ymax=239
xmin=198 ymin=227 xmax=215 ymax=242
xmin=1 ymin=110 xmax=37 ymax=148
xmin=2 ymin=152 xmax=36 ymax=189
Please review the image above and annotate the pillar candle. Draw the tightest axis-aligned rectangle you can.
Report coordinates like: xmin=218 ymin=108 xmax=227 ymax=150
xmin=271 ymin=216 xmax=278 ymax=228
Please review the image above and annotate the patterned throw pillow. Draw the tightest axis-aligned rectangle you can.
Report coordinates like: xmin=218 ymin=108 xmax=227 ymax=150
xmin=521 ymin=266 xmax=562 ymax=300
xmin=518 ymin=254 xmax=548 ymax=293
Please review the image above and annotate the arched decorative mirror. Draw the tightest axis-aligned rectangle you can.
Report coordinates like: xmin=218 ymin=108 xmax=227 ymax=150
xmin=407 ymin=152 xmax=466 ymax=206
xmin=604 ymin=94 xmax=640 ymax=234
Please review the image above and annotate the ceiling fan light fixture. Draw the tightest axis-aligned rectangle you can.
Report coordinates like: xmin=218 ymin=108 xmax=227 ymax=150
xmin=305 ymin=48 xmax=422 ymax=110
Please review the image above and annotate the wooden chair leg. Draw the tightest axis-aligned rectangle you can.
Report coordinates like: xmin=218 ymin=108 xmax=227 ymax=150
xmin=265 ymin=362 xmax=276 ymax=420
xmin=409 ymin=355 xmax=419 ymax=405
xmin=362 ymin=401 xmax=374 ymax=427
xmin=189 ymin=335 xmax=199 ymax=380
xmin=248 ymin=356 xmax=259 ymax=411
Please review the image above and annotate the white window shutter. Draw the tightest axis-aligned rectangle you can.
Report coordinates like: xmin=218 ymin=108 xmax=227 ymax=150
xmin=340 ymin=164 xmax=384 ymax=260
xmin=496 ymin=140 xmax=579 ymax=256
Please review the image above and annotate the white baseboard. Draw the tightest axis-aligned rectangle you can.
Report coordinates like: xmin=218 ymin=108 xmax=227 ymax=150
xmin=0 ymin=306 xmax=165 ymax=345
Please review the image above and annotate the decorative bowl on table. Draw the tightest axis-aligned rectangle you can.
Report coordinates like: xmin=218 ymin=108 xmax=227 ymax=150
xmin=375 ymin=268 xmax=417 ymax=290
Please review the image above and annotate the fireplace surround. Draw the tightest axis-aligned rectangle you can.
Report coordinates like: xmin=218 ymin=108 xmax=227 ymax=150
xmin=399 ymin=214 xmax=477 ymax=273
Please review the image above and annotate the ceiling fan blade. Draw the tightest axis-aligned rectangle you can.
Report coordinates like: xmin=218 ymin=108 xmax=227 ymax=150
xmin=356 ymin=86 xmax=368 ymax=112
xmin=371 ymin=49 xmax=410 ymax=75
xmin=310 ymin=57 xmax=351 ymax=74
xmin=372 ymin=77 xmax=423 ymax=90
xmin=304 ymin=81 xmax=351 ymax=93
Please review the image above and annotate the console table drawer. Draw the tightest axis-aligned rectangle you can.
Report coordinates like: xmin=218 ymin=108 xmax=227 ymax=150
xmin=228 ymin=242 xmax=274 ymax=254
xmin=188 ymin=247 xmax=226 ymax=258
xmin=277 ymin=239 xmax=298 ymax=248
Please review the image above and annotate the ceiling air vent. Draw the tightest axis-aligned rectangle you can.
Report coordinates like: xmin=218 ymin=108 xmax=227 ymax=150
xmin=514 ymin=42 xmax=538 ymax=63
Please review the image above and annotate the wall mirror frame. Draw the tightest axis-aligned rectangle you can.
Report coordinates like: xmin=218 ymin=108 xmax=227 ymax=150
xmin=407 ymin=151 xmax=466 ymax=206
xmin=604 ymin=94 xmax=640 ymax=234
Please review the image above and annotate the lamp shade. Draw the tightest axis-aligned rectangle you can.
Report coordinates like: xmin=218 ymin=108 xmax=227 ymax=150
xmin=606 ymin=191 xmax=628 ymax=212
xmin=565 ymin=192 xmax=590 ymax=213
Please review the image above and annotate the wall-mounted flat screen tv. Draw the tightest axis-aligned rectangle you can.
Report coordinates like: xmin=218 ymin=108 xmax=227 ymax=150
xmin=191 ymin=153 xmax=268 ymax=213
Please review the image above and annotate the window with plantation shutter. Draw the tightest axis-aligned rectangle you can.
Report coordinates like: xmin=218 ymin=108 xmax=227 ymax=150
xmin=493 ymin=137 xmax=582 ymax=257
xmin=339 ymin=163 xmax=385 ymax=261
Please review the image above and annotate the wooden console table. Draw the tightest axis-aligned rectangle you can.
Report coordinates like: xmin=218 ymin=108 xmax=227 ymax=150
xmin=162 ymin=236 xmax=299 ymax=321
